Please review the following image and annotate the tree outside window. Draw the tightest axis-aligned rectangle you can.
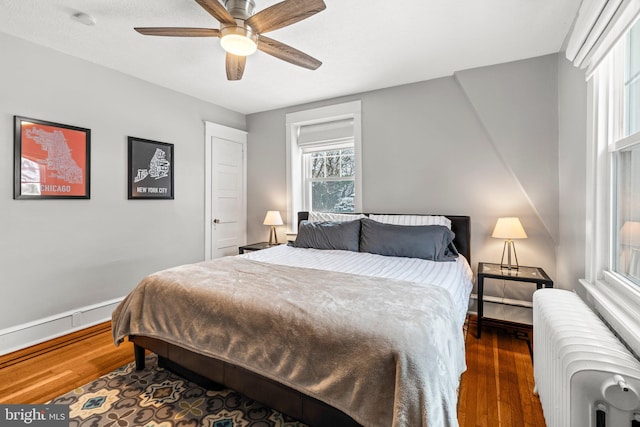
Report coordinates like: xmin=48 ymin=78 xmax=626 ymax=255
xmin=305 ymin=148 xmax=355 ymax=213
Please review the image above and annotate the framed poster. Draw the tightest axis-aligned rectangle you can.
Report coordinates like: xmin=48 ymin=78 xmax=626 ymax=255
xmin=128 ymin=136 xmax=174 ymax=199
xmin=14 ymin=116 xmax=91 ymax=199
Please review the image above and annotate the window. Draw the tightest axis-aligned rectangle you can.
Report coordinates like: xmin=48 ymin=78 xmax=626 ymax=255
xmin=304 ymin=146 xmax=355 ymax=212
xmin=626 ymin=21 xmax=640 ymax=136
xmin=611 ymin=18 xmax=640 ymax=285
xmin=577 ymin=2 xmax=640 ymax=358
xmin=286 ymin=101 xmax=362 ymax=230
xmin=613 ymin=144 xmax=640 ymax=282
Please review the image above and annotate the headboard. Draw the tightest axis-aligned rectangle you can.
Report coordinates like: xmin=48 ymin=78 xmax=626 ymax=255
xmin=297 ymin=212 xmax=471 ymax=264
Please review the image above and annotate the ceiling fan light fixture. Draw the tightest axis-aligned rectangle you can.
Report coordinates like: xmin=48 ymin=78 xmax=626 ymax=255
xmin=220 ymin=26 xmax=258 ymax=56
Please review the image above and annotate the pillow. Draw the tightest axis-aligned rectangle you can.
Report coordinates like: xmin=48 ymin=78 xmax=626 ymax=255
xmin=293 ymin=220 xmax=360 ymax=252
xmin=307 ymin=212 xmax=366 ymax=223
xmin=359 ymin=218 xmax=458 ymax=261
xmin=368 ymin=214 xmax=451 ymax=229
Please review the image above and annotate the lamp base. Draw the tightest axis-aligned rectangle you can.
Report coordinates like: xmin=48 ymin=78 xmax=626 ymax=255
xmin=499 ymin=240 xmax=519 ymax=270
xmin=268 ymin=226 xmax=278 ymax=246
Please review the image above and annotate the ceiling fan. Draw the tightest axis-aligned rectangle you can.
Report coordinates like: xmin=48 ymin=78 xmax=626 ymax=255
xmin=134 ymin=0 xmax=326 ymax=81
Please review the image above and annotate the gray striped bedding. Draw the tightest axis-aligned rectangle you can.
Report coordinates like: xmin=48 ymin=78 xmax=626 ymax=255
xmin=242 ymin=244 xmax=473 ymax=329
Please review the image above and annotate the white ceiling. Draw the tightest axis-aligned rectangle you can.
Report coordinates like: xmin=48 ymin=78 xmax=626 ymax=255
xmin=0 ymin=0 xmax=581 ymax=115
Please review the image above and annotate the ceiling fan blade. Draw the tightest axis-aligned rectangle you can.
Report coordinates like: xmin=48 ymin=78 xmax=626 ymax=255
xmin=135 ymin=27 xmax=221 ymax=37
xmin=195 ymin=0 xmax=236 ymax=26
xmin=258 ymin=36 xmax=321 ymax=70
xmin=246 ymin=0 xmax=326 ymax=34
xmin=226 ymin=53 xmax=246 ymax=80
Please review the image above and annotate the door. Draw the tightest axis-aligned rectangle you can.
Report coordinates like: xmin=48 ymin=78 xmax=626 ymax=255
xmin=205 ymin=122 xmax=247 ymax=259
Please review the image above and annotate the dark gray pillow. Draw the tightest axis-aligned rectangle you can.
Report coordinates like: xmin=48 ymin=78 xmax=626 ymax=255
xmin=359 ymin=218 xmax=459 ymax=261
xmin=293 ymin=219 xmax=360 ymax=252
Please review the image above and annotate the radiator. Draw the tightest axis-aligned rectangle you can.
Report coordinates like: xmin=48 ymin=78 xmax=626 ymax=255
xmin=533 ymin=289 xmax=640 ymax=427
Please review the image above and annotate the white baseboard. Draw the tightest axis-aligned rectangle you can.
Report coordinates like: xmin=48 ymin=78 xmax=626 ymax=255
xmin=0 ymin=297 xmax=124 ymax=356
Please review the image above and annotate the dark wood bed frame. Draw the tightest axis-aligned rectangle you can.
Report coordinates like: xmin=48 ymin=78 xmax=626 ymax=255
xmin=130 ymin=213 xmax=470 ymax=426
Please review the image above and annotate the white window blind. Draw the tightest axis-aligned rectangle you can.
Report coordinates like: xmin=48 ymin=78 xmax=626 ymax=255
xmin=297 ymin=118 xmax=355 ymax=147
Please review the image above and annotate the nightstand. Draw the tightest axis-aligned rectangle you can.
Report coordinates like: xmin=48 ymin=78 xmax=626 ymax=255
xmin=238 ymin=242 xmax=280 ymax=254
xmin=476 ymin=262 xmax=553 ymax=338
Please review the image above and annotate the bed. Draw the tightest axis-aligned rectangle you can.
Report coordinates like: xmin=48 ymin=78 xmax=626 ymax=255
xmin=112 ymin=212 xmax=473 ymax=427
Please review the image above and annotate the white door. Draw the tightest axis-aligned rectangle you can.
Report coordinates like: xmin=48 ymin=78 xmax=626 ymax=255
xmin=205 ymin=122 xmax=247 ymax=259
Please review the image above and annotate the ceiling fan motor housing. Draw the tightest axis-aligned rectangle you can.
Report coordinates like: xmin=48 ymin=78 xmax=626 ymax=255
xmin=225 ymin=0 xmax=256 ymax=20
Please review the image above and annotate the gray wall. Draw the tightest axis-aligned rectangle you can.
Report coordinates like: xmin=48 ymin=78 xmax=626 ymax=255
xmin=0 ymin=28 xmax=588 ymax=335
xmin=247 ymin=53 xmax=587 ymax=295
xmin=557 ymin=55 xmax=587 ymax=290
xmin=0 ymin=33 xmax=245 ymax=329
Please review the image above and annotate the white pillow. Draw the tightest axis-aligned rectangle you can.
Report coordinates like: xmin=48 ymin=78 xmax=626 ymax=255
xmin=307 ymin=212 xmax=366 ymax=223
xmin=368 ymin=214 xmax=452 ymax=229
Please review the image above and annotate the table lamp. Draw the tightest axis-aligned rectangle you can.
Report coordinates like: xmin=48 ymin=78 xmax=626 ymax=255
xmin=492 ymin=217 xmax=527 ymax=270
xmin=263 ymin=210 xmax=283 ymax=246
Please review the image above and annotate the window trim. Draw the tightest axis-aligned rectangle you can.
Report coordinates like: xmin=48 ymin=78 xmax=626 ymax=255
xmin=582 ymin=17 xmax=640 ymax=357
xmin=285 ymin=101 xmax=362 ymax=233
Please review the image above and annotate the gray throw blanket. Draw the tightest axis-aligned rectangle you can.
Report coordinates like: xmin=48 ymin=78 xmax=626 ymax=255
xmin=112 ymin=257 xmax=465 ymax=427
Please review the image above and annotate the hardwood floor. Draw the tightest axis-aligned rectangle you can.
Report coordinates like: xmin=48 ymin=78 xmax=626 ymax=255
xmin=0 ymin=317 xmax=545 ymax=426
xmin=458 ymin=317 xmax=546 ymax=427
xmin=0 ymin=322 xmax=134 ymax=404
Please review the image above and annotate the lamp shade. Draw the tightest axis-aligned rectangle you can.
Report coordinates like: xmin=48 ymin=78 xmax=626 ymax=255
xmin=492 ymin=217 xmax=527 ymax=239
xmin=263 ymin=210 xmax=283 ymax=226
xmin=621 ymin=221 xmax=640 ymax=246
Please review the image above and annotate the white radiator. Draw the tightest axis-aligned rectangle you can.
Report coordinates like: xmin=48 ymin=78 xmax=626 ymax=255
xmin=533 ymin=289 xmax=640 ymax=427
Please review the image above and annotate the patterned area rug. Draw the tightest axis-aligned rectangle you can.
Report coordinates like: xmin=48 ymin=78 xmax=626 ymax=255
xmin=49 ymin=354 xmax=307 ymax=427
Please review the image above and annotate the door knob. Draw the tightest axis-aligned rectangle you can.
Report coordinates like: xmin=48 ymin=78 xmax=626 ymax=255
xmin=213 ymin=218 xmax=221 ymax=224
